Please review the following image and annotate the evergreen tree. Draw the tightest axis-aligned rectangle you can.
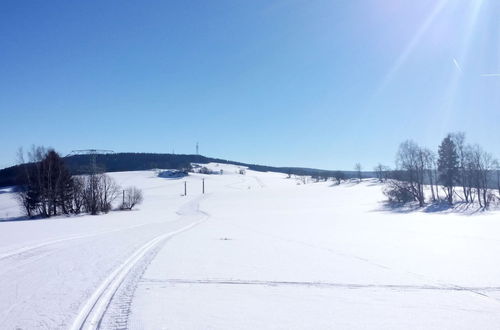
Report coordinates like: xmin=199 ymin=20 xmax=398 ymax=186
xmin=437 ymin=135 xmax=459 ymax=204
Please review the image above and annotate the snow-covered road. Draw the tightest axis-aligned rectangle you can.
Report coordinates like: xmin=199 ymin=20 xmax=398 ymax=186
xmin=2 ymin=164 xmax=500 ymax=329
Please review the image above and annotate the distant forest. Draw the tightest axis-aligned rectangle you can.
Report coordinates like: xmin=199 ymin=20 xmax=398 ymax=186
xmin=0 ymin=153 xmax=368 ymax=187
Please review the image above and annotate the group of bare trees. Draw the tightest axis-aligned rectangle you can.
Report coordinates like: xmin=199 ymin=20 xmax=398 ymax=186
xmin=384 ymin=133 xmax=499 ymax=208
xmin=77 ymin=172 xmax=121 ymax=215
xmin=456 ymin=143 xmax=498 ymax=208
xmin=309 ymin=170 xmax=348 ymax=185
xmin=17 ymin=147 xmax=143 ymax=218
xmin=373 ymin=164 xmax=390 ymax=182
xmin=383 ymin=141 xmax=435 ymax=206
xmin=16 ymin=147 xmax=74 ymax=217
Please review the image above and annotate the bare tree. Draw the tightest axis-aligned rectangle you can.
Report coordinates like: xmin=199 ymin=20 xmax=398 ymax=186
xmin=374 ymin=164 xmax=390 ymax=182
xmin=17 ymin=146 xmax=46 ymax=217
xmin=451 ymin=132 xmax=473 ymax=203
xmin=374 ymin=164 xmax=383 ymax=182
xmin=332 ymin=171 xmax=345 ymax=185
xmin=82 ymin=173 xmax=101 ymax=215
xmin=463 ymin=145 xmax=477 ymax=203
xmin=121 ymin=187 xmax=143 ymax=210
xmin=396 ymin=141 xmax=427 ymax=206
xmin=384 ymin=143 xmax=433 ymax=206
xmin=422 ymin=149 xmax=437 ymax=202
xmin=98 ymin=174 xmax=120 ymax=213
xmin=381 ymin=141 xmax=440 ymax=207
xmin=495 ymin=160 xmax=500 ymax=198
xmin=71 ymin=176 xmax=85 ymax=214
xmin=81 ymin=173 xmax=121 ymax=215
xmin=468 ymin=145 xmax=495 ymax=208
xmin=16 ymin=147 xmax=32 ymax=217
xmin=354 ymin=163 xmax=362 ymax=183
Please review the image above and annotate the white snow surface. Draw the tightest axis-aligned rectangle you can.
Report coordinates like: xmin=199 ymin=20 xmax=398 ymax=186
xmin=1 ymin=163 xmax=500 ymax=329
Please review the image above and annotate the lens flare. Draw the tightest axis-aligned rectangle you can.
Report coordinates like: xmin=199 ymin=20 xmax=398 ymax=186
xmin=376 ymin=0 xmax=450 ymax=94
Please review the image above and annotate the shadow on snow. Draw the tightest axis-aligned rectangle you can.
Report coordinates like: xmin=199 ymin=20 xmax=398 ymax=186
xmin=376 ymin=200 xmax=489 ymax=216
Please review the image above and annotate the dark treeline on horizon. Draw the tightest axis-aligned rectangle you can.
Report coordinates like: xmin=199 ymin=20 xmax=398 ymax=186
xmin=0 ymin=152 xmax=372 ymax=188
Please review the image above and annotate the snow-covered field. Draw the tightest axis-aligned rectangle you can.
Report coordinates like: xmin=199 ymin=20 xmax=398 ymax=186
xmin=1 ymin=163 xmax=500 ymax=329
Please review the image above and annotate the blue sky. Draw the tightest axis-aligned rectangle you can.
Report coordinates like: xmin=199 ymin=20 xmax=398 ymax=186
xmin=1 ymin=0 xmax=499 ymax=170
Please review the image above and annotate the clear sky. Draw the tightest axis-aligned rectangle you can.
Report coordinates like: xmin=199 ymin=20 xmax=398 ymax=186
xmin=1 ymin=0 xmax=499 ymax=170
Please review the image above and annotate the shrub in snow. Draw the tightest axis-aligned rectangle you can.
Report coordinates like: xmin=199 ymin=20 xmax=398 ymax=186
xmin=158 ymin=170 xmax=187 ymax=179
xmin=332 ymin=171 xmax=346 ymax=185
xmin=120 ymin=186 xmax=144 ymax=210
xmin=383 ymin=180 xmax=415 ymax=204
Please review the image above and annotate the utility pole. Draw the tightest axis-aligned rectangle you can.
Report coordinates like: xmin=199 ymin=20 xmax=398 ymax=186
xmin=202 ymin=178 xmax=205 ymax=194
xmin=184 ymin=181 xmax=187 ymax=196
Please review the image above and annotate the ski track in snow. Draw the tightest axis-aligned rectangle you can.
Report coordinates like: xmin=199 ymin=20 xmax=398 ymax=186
xmin=3 ymin=165 xmax=500 ymax=329
xmin=71 ymin=197 xmax=211 ymax=330
xmin=0 ymin=222 xmax=153 ymax=262
xmin=139 ymin=278 xmax=500 ymax=292
xmin=71 ymin=220 xmax=208 ymax=330
xmin=0 ymin=170 xmax=221 ymax=329
xmin=223 ymin=222 xmax=500 ymax=306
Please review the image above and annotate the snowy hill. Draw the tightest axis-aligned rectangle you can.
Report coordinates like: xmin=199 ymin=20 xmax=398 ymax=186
xmin=1 ymin=164 xmax=500 ymax=329
xmin=0 ymin=153 xmax=373 ymax=187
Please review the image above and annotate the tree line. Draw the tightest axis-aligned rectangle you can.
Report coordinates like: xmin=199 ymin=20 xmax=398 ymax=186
xmin=16 ymin=146 xmax=143 ymax=218
xmin=381 ymin=133 xmax=499 ymax=208
xmin=0 ymin=152 xmax=375 ymax=188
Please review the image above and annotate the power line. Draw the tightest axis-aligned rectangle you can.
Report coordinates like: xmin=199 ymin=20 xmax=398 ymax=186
xmin=67 ymin=149 xmax=114 ymax=174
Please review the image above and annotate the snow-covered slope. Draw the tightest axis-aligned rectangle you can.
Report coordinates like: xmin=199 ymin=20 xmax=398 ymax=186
xmin=1 ymin=164 xmax=500 ymax=329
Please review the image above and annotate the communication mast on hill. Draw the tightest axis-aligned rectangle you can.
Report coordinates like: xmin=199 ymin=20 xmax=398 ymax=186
xmin=196 ymin=142 xmax=199 ymax=155
xmin=67 ymin=149 xmax=115 ymax=174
